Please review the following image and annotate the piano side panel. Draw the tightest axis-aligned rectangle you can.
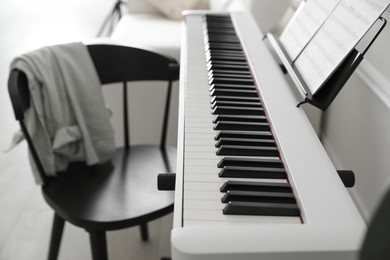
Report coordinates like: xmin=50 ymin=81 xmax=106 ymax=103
xmin=173 ymin=19 xmax=187 ymax=228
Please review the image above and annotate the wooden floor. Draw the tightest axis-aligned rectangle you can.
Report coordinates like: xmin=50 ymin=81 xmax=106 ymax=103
xmin=0 ymin=1 xmax=172 ymax=259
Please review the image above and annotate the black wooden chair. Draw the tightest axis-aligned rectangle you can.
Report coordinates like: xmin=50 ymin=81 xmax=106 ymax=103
xmin=8 ymin=44 xmax=179 ymax=260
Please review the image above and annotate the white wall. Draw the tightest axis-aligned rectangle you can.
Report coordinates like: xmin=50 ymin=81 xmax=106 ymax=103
xmin=321 ymin=7 xmax=390 ymax=221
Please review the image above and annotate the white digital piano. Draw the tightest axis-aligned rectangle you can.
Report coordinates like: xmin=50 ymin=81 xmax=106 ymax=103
xmin=171 ymin=11 xmax=366 ymax=260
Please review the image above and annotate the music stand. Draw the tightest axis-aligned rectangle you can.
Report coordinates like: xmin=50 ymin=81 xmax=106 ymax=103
xmin=266 ymin=17 xmax=387 ymax=111
xmin=97 ymin=0 xmax=127 ymax=37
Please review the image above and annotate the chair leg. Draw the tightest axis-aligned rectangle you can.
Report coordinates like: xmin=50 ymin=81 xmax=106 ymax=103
xmin=140 ymin=223 xmax=149 ymax=241
xmin=48 ymin=213 xmax=65 ymax=260
xmin=89 ymin=231 xmax=108 ymax=260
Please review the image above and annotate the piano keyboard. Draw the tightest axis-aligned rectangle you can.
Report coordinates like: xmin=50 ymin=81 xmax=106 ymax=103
xmin=195 ymin=14 xmax=300 ymax=219
xmin=172 ymin=11 xmax=365 ymax=260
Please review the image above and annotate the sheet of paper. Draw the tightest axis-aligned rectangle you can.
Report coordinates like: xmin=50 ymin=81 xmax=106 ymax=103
xmin=279 ymin=0 xmax=341 ymax=61
xmin=295 ymin=0 xmax=390 ymax=94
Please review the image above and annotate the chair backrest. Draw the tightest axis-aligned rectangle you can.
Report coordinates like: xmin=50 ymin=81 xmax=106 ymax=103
xmin=8 ymin=69 xmax=48 ymax=183
xmin=87 ymin=44 xmax=179 ymax=149
xmin=8 ymin=44 xmax=179 ymax=186
xmin=87 ymin=44 xmax=179 ymax=84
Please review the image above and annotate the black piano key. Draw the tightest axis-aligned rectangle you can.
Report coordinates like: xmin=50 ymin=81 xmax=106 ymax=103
xmin=206 ymin=28 xmax=236 ymax=33
xmin=210 ymin=89 xmax=258 ymax=98
xmin=211 ymin=101 xmax=261 ymax=109
xmin=217 ymin=157 xmax=283 ymax=168
xmin=209 ymin=75 xmax=252 ymax=83
xmin=213 ymin=121 xmax=269 ymax=131
xmin=215 ymin=138 xmax=275 ymax=148
xmin=206 ymin=55 xmax=247 ymax=63
xmin=205 ymin=17 xmax=233 ymax=25
xmin=205 ymin=23 xmax=232 ymax=28
xmin=206 ymin=53 xmax=246 ymax=61
xmin=206 ymin=31 xmax=238 ymax=36
xmin=206 ymin=60 xmax=250 ymax=67
xmin=206 ymin=54 xmax=246 ymax=62
xmin=208 ymin=45 xmax=243 ymax=52
xmin=205 ymin=18 xmax=233 ymax=23
xmin=208 ymin=63 xmax=250 ymax=71
xmin=207 ymin=37 xmax=241 ymax=43
xmin=219 ymin=166 xmax=286 ymax=179
xmin=221 ymin=191 xmax=296 ymax=204
xmin=205 ymin=27 xmax=236 ymax=32
xmin=206 ymin=25 xmax=234 ymax=29
xmin=212 ymin=106 xmax=264 ymax=116
xmin=208 ymin=67 xmax=250 ymax=74
xmin=205 ymin=24 xmax=232 ymax=30
xmin=205 ymin=14 xmax=231 ymax=19
xmin=209 ymin=69 xmax=251 ymax=75
xmin=209 ymin=78 xmax=254 ymax=86
xmin=220 ymin=180 xmax=291 ymax=193
xmin=209 ymin=77 xmax=254 ymax=86
xmin=216 ymin=145 xmax=279 ymax=157
xmin=207 ymin=51 xmax=246 ymax=57
xmin=208 ymin=42 xmax=243 ymax=48
xmin=213 ymin=115 xmax=266 ymax=123
xmin=215 ymin=130 xmax=273 ymax=140
xmin=208 ymin=73 xmax=252 ymax=80
xmin=206 ymin=22 xmax=235 ymax=27
xmin=210 ymin=84 xmax=256 ymax=91
xmin=211 ymin=95 xmax=260 ymax=103
xmin=223 ymin=201 xmax=300 ymax=216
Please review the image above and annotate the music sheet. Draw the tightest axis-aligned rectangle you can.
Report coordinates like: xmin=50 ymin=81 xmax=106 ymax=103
xmin=294 ymin=0 xmax=390 ymax=94
xmin=279 ymin=0 xmax=341 ymax=61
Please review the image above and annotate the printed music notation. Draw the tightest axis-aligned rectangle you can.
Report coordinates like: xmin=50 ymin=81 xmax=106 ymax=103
xmin=279 ymin=0 xmax=341 ymax=61
xmin=280 ymin=0 xmax=390 ymax=95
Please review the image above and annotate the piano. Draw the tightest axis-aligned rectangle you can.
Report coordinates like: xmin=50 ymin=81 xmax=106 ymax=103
xmin=171 ymin=11 xmax=366 ymax=260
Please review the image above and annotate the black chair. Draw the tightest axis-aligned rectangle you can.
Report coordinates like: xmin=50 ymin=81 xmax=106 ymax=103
xmin=8 ymin=44 xmax=179 ymax=260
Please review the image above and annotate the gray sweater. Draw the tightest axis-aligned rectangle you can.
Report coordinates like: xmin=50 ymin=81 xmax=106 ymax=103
xmin=11 ymin=42 xmax=116 ymax=184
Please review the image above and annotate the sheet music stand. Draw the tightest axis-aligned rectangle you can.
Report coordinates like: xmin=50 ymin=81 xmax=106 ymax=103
xmin=97 ymin=0 xmax=127 ymax=37
xmin=266 ymin=17 xmax=387 ymax=111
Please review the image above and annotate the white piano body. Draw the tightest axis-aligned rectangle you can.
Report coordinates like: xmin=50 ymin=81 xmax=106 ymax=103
xmin=171 ymin=11 xmax=366 ymax=260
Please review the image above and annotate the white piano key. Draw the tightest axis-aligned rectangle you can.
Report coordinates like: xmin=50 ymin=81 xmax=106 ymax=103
xmin=185 ymin=146 xmax=218 ymax=152
xmin=184 ymin=125 xmax=212 ymax=130
xmin=186 ymin=177 xmax=287 ymax=184
xmin=185 ymin=173 xmax=230 ymax=183
xmin=185 ymin=132 xmax=215 ymax=138
xmin=185 ymin=122 xmax=214 ymax=128
xmin=185 ymin=190 xmax=220 ymax=200
xmin=185 ymin=116 xmax=214 ymax=122
xmin=184 ymin=158 xmax=220 ymax=166
xmin=184 ymin=151 xmax=220 ymax=159
xmin=185 ymin=139 xmax=215 ymax=146
xmin=184 ymin=181 xmax=221 ymax=191
xmin=184 ymin=166 xmax=218 ymax=174
xmin=183 ymin=209 xmax=301 ymax=223
xmin=184 ymin=200 xmax=223 ymax=210
xmin=183 ymin=219 xmax=302 ymax=227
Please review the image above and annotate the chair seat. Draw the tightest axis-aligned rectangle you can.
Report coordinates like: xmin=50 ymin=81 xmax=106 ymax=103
xmin=42 ymin=145 xmax=176 ymax=231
